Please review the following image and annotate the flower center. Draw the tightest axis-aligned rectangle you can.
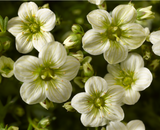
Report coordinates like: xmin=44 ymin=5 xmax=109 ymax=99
xmin=94 ymin=97 xmax=104 ymax=108
xmin=107 ymin=26 xmax=121 ymax=41
xmin=29 ymin=23 xmax=40 ymax=33
xmin=122 ymin=76 xmax=132 ymax=86
xmin=40 ymin=68 xmax=56 ymax=81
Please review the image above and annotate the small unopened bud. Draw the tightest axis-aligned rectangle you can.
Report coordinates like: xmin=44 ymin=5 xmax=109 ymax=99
xmin=63 ymin=101 xmax=75 ymax=112
xmin=141 ymin=44 xmax=152 ymax=60
xmin=101 ymin=127 xmax=106 ymax=130
xmin=40 ymin=99 xmax=54 ymax=110
xmin=83 ymin=63 xmax=94 ymax=77
xmin=39 ymin=3 xmax=49 ymax=9
xmin=149 ymin=59 xmax=160 ymax=71
xmin=8 ymin=126 xmax=19 ymax=130
xmin=38 ymin=117 xmax=50 ymax=129
xmin=69 ymin=50 xmax=84 ymax=62
xmin=71 ymin=24 xmax=84 ymax=35
xmin=137 ymin=6 xmax=155 ymax=20
xmin=98 ymin=1 xmax=107 ymax=10
xmin=14 ymin=106 xmax=25 ymax=117
xmin=3 ymin=40 xmax=11 ymax=51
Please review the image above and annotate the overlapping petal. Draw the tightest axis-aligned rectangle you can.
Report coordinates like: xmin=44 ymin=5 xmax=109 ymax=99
xmin=14 ymin=55 xmax=41 ymax=82
xmin=104 ymin=74 xmax=117 ymax=86
xmin=112 ymin=4 xmax=137 ymax=26
xmin=88 ymin=0 xmax=105 ymax=5
xmin=103 ymin=40 xmax=128 ymax=64
xmin=39 ymin=41 xmax=67 ymax=69
xmin=36 ymin=8 xmax=56 ymax=31
xmin=54 ymin=56 xmax=80 ymax=81
xmin=20 ymin=80 xmax=46 ymax=104
xmin=46 ymin=78 xmax=72 ymax=103
xmin=82 ymin=29 xmax=110 ymax=55
xmin=87 ymin=9 xmax=112 ymax=32
xmin=120 ymin=23 xmax=146 ymax=49
xmin=149 ymin=31 xmax=160 ymax=44
xmin=106 ymin=121 xmax=127 ymax=130
xmin=152 ymin=42 xmax=160 ymax=56
xmin=127 ymin=120 xmax=145 ymax=130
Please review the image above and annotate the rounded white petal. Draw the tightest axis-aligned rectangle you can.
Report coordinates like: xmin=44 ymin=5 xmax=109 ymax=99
xmin=87 ymin=9 xmax=112 ymax=32
xmin=106 ymin=121 xmax=127 ymax=130
xmin=132 ymin=68 xmax=152 ymax=91
xmin=36 ymin=8 xmax=56 ymax=31
xmin=81 ymin=109 xmax=108 ymax=127
xmin=85 ymin=76 xmax=108 ymax=97
xmin=104 ymin=74 xmax=117 ymax=86
xmin=71 ymin=92 xmax=93 ymax=114
xmin=127 ymin=120 xmax=145 ymax=130
xmin=54 ymin=56 xmax=80 ymax=81
xmin=7 ymin=17 xmax=25 ymax=37
xmin=39 ymin=41 xmax=67 ymax=69
xmin=123 ymin=88 xmax=140 ymax=105
xmin=82 ymin=29 xmax=110 ymax=55
xmin=120 ymin=23 xmax=146 ymax=49
xmin=32 ymin=31 xmax=54 ymax=52
xmin=112 ymin=4 xmax=137 ymax=26
xmin=103 ymin=41 xmax=128 ymax=64
xmin=18 ymin=2 xmax=38 ymax=22
xmin=149 ymin=31 xmax=160 ymax=44
xmin=152 ymin=42 xmax=160 ymax=56
xmin=20 ymin=80 xmax=46 ymax=104
xmin=16 ymin=32 xmax=33 ymax=53
xmin=121 ymin=53 xmax=144 ymax=73
xmin=46 ymin=78 xmax=72 ymax=103
xmin=107 ymin=64 xmax=123 ymax=79
xmin=88 ymin=0 xmax=105 ymax=5
xmin=14 ymin=55 xmax=41 ymax=82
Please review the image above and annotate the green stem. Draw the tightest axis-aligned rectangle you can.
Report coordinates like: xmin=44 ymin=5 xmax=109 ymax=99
xmin=27 ymin=123 xmax=33 ymax=130
xmin=95 ymin=127 xmax=98 ymax=130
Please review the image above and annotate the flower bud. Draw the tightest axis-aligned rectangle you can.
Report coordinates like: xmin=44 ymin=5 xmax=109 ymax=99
xmin=40 ymin=99 xmax=54 ymax=110
xmin=98 ymin=1 xmax=107 ymax=10
xmin=101 ymin=127 xmax=106 ymax=130
xmin=137 ymin=6 xmax=155 ymax=20
xmin=69 ymin=50 xmax=84 ymax=62
xmin=71 ymin=24 xmax=84 ymax=35
xmin=83 ymin=63 xmax=94 ymax=77
xmin=38 ymin=117 xmax=50 ymax=129
xmin=8 ymin=126 xmax=19 ymax=130
xmin=63 ymin=101 xmax=75 ymax=112
xmin=3 ymin=40 xmax=11 ymax=52
xmin=149 ymin=59 xmax=160 ymax=71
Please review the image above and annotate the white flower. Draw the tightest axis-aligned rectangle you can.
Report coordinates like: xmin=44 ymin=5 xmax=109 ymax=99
xmin=71 ymin=76 xmax=125 ymax=127
xmin=149 ymin=30 xmax=160 ymax=56
xmin=14 ymin=41 xmax=80 ymax=104
xmin=82 ymin=4 xmax=147 ymax=64
xmin=106 ymin=120 xmax=145 ymax=130
xmin=0 ymin=56 xmax=14 ymax=78
xmin=7 ymin=2 xmax=56 ymax=53
xmin=88 ymin=0 xmax=105 ymax=5
xmin=104 ymin=53 xmax=152 ymax=105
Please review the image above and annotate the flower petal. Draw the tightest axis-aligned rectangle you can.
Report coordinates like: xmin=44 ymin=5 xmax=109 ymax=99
xmin=54 ymin=56 xmax=80 ymax=81
xmin=32 ymin=31 xmax=54 ymax=52
xmin=112 ymin=4 xmax=137 ymax=26
xmin=152 ymin=42 xmax=160 ymax=56
xmin=127 ymin=120 xmax=145 ymax=130
xmin=121 ymin=53 xmax=144 ymax=73
xmin=88 ymin=0 xmax=105 ymax=5
xmin=39 ymin=41 xmax=67 ymax=69
xmin=103 ymin=40 xmax=128 ymax=64
xmin=36 ymin=8 xmax=56 ymax=31
xmin=104 ymin=74 xmax=117 ymax=86
xmin=87 ymin=9 xmax=112 ymax=32
xmin=71 ymin=92 xmax=93 ymax=114
xmin=132 ymin=68 xmax=152 ymax=91
xmin=18 ymin=2 xmax=38 ymax=22
xmin=149 ymin=31 xmax=160 ymax=44
xmin=46 ymin=78 xmax=72 ymax=103
xmin=7 ymin=17 xmax=25 ymax=37
xmin=82 ymin=29 xmax=110 ymax=55
xmin=85 ymin=76 xmax=108 ymax=97
xmin=16 ymin=32 xmax=33 ymax=53
xmin=123 ymin=88 xmax=140 ymax=105
xmin=106 ymin=121 xmax=127 ymax=130
xmin=120 ymin=23 xmax=146 ymax=49
xmin=20 ymin=80 xmax=46 ymax=104
xmin=14 ymin=55 xmax=41 ymax=82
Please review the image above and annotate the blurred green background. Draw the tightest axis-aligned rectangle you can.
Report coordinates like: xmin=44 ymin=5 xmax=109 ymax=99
xmin=0 ymin=0 xmax=160 ymax=130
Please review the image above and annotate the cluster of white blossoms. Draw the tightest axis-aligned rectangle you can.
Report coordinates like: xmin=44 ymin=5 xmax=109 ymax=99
xmin=4 ymin=0 xmax=159 ymax=129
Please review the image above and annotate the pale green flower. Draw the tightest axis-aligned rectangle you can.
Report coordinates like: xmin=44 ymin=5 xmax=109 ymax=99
xmin=7 ymin=2 xmax=56 ymax=53
xmin=104 ymin=53 xmax=152 ymax=105
xmin=149 ymin=30 xmax=160 ymax=56
xmin=82 ymin=4 xmax=147 ymax=64
xmin=0 ymin=56 xmax=14 ymax=78
xmin=14 ymin=41 xmax=80 ymax=104
xmin=71 ymin=76 xmax=125 ymax=127
xmin=106 ymin=120 xmax=145 ymax=130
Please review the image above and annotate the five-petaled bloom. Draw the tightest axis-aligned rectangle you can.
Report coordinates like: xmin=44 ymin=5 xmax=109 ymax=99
xmin=71 ymin=76 xmax=125 ymax=127
xmin=106 ymin=120 xmax=145 ymax=130
xmin=82 ymin=4 xmax=147 ymax=64
xmin=104 ymin=53 xmax=152 ymax=105
xmin=7 ymin=2 xmax=56 ymax=53
xmin=14 ymin=41 xmax=80 ymax=104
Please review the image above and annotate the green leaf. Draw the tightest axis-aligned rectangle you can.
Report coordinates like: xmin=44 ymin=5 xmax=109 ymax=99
xmin=0 ymin=15 xmax=4 ymax=32
xmin=3 ymin=17 xmax=8 ymax=32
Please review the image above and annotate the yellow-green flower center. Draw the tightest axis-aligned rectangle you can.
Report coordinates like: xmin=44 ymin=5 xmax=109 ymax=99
xmin=94 ymin=97 xmax=104 ymax=108
xmin=107 ymin=26 xmax=121 ymax=41
xmin=29 ymin=23 xmax=40 ymax=33
xmin=122 ymin=76 xmax=132 ymax=86
xmin=40 ymin=68 xmax=56 ymax=81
